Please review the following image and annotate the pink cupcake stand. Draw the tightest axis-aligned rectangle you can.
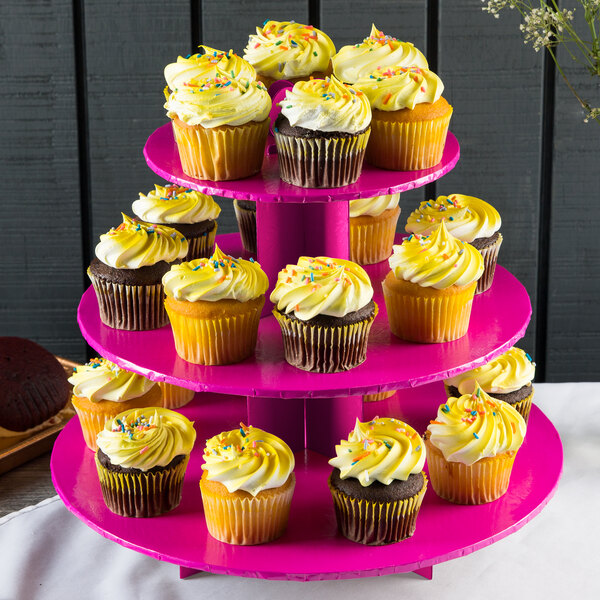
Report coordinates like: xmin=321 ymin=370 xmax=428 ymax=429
xmin=51 ymin=119 xmax=563 ymax=582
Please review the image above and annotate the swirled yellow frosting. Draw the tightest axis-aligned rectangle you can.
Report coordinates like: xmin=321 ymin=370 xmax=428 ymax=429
xmin=270 ymin=256 xmax=374 ymax=320
xmin=332 ymin=24 xmax=428 ymax=84
xmin=405 ymin=194 xmax=502 ymax=242
xmin=243 ymin=20 xmax=335 ymax=80
xmin=94 ymin=214 xmax=188 ymax=269
xmin=68 ymin=358 xmax=156 ymax=402
xmin=201 ymin=424 xmax=294 ymax=496
xmin=349 ymin=193 xmax=400 ymax=218
xmin=132 ymin=184 xmax=221 ymax=225
xmin=427 ymin=385 xmax=526 ymax=465
xmin=445 ymin=347 xmax=536 ymax=395
xmin=164 ymin=75 xmax=271 ymax=128
xmin=164 ymin=46 xmax=256 ymax=90
xmin=97 ymin=407 xmax=196 ymax=471
xmin=279 ymin=75 xmax=371 ymax=133
xmin=354 ymin=65 xmax=443 ymax=111
xmin=389 ymin=222 xmax=483 ymax=289
xmin=162 ymin=245 xmax=268 ymax=303
xmin=329 ymin=417 xmax=425 ymax=487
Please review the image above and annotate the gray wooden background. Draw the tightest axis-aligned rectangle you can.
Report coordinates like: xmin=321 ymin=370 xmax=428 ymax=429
xmin=1 ymin=0 xmax=598 ymax=381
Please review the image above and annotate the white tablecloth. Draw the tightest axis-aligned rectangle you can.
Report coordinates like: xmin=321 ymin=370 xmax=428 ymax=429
xmin=1 ymin=383 xmax=599 ymax=600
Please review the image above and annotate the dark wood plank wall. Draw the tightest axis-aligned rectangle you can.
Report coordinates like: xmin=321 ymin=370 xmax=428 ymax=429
xmin=1 ymin=0 xmax=598 ymax=381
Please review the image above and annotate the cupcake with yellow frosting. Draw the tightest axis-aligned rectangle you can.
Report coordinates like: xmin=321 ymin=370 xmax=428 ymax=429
xmin=382 ymin=221 xmax=483 ymax=343
xmin=95 ymin=407 xmax=196 ymax=517
xmin=274 ymin=76 xmax=371 ymax=188
xmin=162 ymin=245 xmax=269 ymax=365
xmin=349 ymin=193 xmax=401 ymax=265
xmin=243 ymin=20 xmax=335 ymax=89
xmin=406 ymin=194 xmax=503 ymax=293
xmin=69 ymin=358 xmax=162 ymax=451
xmin=328 ymin=417 xmax=427 ymax=545
xmin=200 ymin=424 xmax=295 ymax=545
xmin=88 ymin=214 xmax=188 ymax=330
xmin=270 ymin=256 xmax=377 ymax=372
xmin=132 ymin=184 xmax=221 ymax=262
xmin=164 ymin=74 xmax=271 ymax=181
xmin=425 ymin=384 xmax=526 ymax=504
xmin=444 ymin=347 xmax=536 ymax=423
xmin=354 ymin=65 xmax=452 ymax=171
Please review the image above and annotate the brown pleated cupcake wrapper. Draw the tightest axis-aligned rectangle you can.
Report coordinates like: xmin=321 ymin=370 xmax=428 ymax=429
xmin=382 ymin=279 xmax=476 ymax=343
xmin=475 ymin=233 xmax=503 ymax=294
xmin=366 ymin=111 xmax=452 ymax=171
xmin=88 ymin=273 xmax=167 ymax=331
xmin=363 ymin=391 xmax=396 ymax=402
xmin=274 ymin=129 xmax=370 ymax=188
xmin=328 ymin=474 xmax=427 ymax=545
xmin=185 ymin=224 xmax=217 ymax=261
xmin=273 ymin=305 xmax=377 ymax=373
xmin=200 ymin=476 xmax=295 ymax=545
xmin=171 ymin=118 xmax=269 ymax=181
xmin=158 ymin=382 xmax=195 ymax=410
xmin=95 ymin=454 xmax=189 ymax=517
xmin=350 ymin=206 xmax=401 ymax=265
xmin=425 ymin=439 xmax=517 ymax=505
xmin=233 ymin=200 xmax=257 ymax=254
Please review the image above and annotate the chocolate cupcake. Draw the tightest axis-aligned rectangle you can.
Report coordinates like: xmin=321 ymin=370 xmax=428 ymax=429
xmin=233 ymin=199 xmax=257 ymax=254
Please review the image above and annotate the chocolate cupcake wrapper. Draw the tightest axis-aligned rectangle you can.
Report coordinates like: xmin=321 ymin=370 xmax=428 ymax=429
xmin=95 ymin=454 xmax=189 ymax=517
xmin=350 ymin=206 xmax=401 ymax=265
xmin=363 ymin=391 xmax=396 ymax=402
xmin=159 ymin=382 xmax=195 ymax=410
xmin=185 ymin=224 xmax=217 ymax=262
xmin=476 ymin=233 xmax=503 ymax=294
xmin=233 ymin=200 xmax=257 ymax=254
xmin=274 ymin=129 xmax=370 ymax=188
xmin=328 ymin=474 xmax=427 ymax=545
xmin=273 ymin=305 xmax=377 ymax=373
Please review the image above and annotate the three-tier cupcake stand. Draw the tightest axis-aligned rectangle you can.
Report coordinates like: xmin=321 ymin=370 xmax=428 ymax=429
xmin=51 ymin=116 xmax=563 ymax=581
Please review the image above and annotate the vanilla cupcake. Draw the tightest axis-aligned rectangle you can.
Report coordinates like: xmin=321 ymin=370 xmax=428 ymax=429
xmin=406 ymin=194 xmax=502 ymax=293
xmin=243 ymin=20 xmax=335 ymax=89
xmin=444 ymin=347 xmax=536 ymax=423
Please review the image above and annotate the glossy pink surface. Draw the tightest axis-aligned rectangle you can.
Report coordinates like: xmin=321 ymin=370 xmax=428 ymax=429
xmin=143 ymin=123 xmax=460 ymax=202
xmin=51 ymin=384 xmax=563 ymax=580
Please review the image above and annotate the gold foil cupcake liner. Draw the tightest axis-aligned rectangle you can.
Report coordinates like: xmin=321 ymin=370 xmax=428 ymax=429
xmin=363 ymin=391 xmax=396 ymax=402
xmin=350 ymin=206 xmax=401 ymax=265
xmin=273 ymin=305 xmax=377 ymax=373
xmin=159 ymin=382 xmax=195 ymax=410
xmin=185 ymin=224 xmax=217 ymax=262
xmin=476 ymin=233 xmax=503 ymax=294
xmin=95 ymin=454 xmax=189 ymax=517
xmin=233 ymin=200 xmax=257 ymax=254
xmin=171 ymin=118 xmax=269 ymax=181
xmin=328 ymin=474 xmax=427 ymax=545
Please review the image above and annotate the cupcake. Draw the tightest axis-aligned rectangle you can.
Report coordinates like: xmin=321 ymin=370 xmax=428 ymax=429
xmin=95 ymin=407 xmax=196 ymax=517
xmin=444 ymin=347 xmax=536 ymax=423
xmin=68 ymin=357 xmax=162 ymax=451
xmin=274 ymin=76 xmax=371 ymax=188
xmin=88 ymin=214 xmax=188 ymax=331
xmin=425 ymin=384 xmax=526 ymax=504
xmin=382 ymin=221 xmax=483 ymax=343
xmin=349 ymin=193 xmax=401 ymax=265
xmin=132 ymin=184 xmax=221 ymax=261
xmin=354 ymin=65 xmax=452 ymax=171
xmin=332 ymin=24 xmax=428 ymax=84
xmin=233 ymin=199 xmax=257 ymax=254
xmin=328 ymin=417 xmax=427 ymax=545
xmin=200 ymin=423 xmax=295 ymax=545
xmin=406 ymin=194 xmax=503 ymax=293
xmin=162 ymin=245 xmax=269 ymax=365
xmin=158 ymin=383 xmax=195 ymax=410
xmin=164 ymin=74 xmax=271 ymax=181
xmin=270 ymin=256 xmax=377 ymax=372
xmin=243 ymin=20 xmax=335 ymax=89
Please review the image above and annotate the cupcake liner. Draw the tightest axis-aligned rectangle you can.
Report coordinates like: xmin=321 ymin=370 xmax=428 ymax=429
xmin=165 ymin=296 xmax=265 ymax=365
xmin=425 ymin=439 xmax=517 ymax=504
xmin=363 ymin=391 xmax=395 ymax=402
xmin=382 ymin=274 xmax=476 ymax=343
xmin=171 ymin=117 xmax=269 ymax=181
xmin=350 ymin=206 xmax=401 ymax=265
xmin=366 ymin=110 xmax=452 ymax=171
xmin=186 ymin=224 xmax=217 ymax=262
xmin=233 ymin=200 xmax=257 ymax=254
xmin=273 ymin=305 xmax=377 ymax=373
xmin=200 ymin=473 xmax=295 ymax=545
xmin=476 ymin=233 xmax=503 ymax=294
xmin=158 ymin=382 xmax=195 ymax=410
xmin=328 ymin=474 xmax=427 ymax=545
xmin=88 ymin=272 xmax=167 ymax=331
xmin=95 ymin=453 xmax=189 ymax=517
xmin=274 ymin=129 xmax=370 ymax=188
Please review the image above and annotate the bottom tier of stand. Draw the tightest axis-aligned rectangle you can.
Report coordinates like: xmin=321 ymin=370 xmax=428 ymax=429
xmin=51 ymin=381 xmax=562 ymax=581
